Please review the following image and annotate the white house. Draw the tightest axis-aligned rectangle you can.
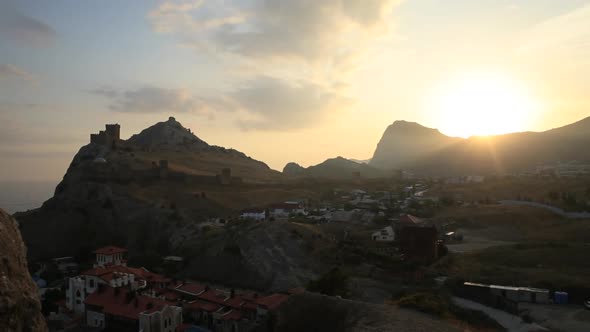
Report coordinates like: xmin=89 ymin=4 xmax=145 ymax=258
xmin=240 ymin=209 xmax=266 ymax=221
xmin=139 ymin=304 xmax=183 ymax=332
xmin=371 ymin=226 xmax=395 ymax=242
xmin=66 ymin=267 xmax=137 ymax=313
xmin=269 ymin=202 xmax=305 ymax=219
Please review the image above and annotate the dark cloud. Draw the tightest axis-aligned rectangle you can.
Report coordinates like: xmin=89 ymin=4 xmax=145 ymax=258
xmin=0 ymin=64 xmax=37 ymax=83
xmin=0 ymin=3 xmax=57 ymax=47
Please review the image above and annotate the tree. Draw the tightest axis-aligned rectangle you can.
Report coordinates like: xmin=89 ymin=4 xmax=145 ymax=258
xmin=307 ymin=268 xmax=349 ymax=297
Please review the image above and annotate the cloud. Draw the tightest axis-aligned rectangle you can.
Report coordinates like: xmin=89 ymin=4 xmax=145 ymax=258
xmin=230 ymin=76 xmax=350 ymax=130
xmin=146 ymin=0 xmax=397 ymax=130
xmin=0 ymin=64 xmax=37 ymax=83
xmin=91 ymin=86 xmax=225 ymax=114
xmin=91 ymin=75 xmax=349 ymax=130
xmin=149 ymin=0 xmax=399 ymax=70
xmin=0 ymin=3 xmax=56 ymax=47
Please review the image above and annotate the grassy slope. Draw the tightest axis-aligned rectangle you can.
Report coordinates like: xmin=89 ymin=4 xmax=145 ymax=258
xmin=435 ymin=204 xmax=590 ymax=289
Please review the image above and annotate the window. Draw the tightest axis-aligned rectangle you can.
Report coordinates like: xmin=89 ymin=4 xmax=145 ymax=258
xmin=164 ymin=319 xmax=168 ymax=328
xmin=89 ymin=279 xmax=95 ymax=288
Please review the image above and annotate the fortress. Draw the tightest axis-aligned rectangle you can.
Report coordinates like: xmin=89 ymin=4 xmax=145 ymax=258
xmin=90 ymin=124 xmax=120 ymax=148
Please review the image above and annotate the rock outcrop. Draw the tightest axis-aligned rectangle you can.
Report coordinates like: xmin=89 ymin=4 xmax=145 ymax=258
xmin=0 ymin=209 xmax=47 ymax=332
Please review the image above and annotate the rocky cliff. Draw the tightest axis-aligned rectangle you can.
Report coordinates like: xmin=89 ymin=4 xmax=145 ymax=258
xmin=0 ymin=209 xmax=47 ymax=332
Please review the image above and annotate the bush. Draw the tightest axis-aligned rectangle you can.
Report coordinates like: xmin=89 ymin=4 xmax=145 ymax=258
xmin=397 ymin=292 xmax=449 ymax=316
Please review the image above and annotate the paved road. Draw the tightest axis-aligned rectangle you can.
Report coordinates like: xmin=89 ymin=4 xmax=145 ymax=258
xmin=520 ymin=303 xmax=590 ymax=332
xmin=451 ymin=297 xmax=547 ymax=332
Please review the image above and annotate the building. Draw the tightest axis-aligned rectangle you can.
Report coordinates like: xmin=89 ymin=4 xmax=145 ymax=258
xmin=372 ymin=226 xmax=395 ymax=242
xmin=396 ymin=215 xmax=438 ymax=262
xmin=239 ymin=209 xmax=266 ymax=221
xmin=461 ymin=282 xmax=550 ymax=313
xmin=90 ymin=123 xmax=120 ymax=148
xmin=269 ymin=202 xmax=305 ymax=219
xmin=94 ymin=246 xmax=127 ymax=267
xmin=66 ymin=246 xmax=170 ymax=314
xmin=62 ymin=246 xmax=295 ymax=332
xmin=175 ymin=285 xmax=290 ymax=332
xmin=84 ymin=284 xmax=182 ymax=332
xmin=51 ymin=256 xmax=79 ymax=275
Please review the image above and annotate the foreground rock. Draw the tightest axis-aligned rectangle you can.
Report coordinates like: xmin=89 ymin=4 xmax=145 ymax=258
xmin=276 ymin=292 xmax=461 ymax=332
xmin=0 ymin=209 xmax=47 ymax=332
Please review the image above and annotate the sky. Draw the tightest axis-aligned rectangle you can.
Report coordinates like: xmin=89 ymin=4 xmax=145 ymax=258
xmin=1 ymin=0 xmax=590 ymax=181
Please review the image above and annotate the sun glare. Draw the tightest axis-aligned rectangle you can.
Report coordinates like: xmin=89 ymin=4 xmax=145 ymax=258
xmin=429 ymin=71 xmax=540 ymax=138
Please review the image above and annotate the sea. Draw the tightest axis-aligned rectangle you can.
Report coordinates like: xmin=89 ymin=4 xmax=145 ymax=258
xmin=0 ymin=181 xmax=59 ymax=214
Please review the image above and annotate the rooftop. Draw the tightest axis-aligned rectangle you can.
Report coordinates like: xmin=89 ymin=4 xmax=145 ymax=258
xmin=85 ymin=286 xmax=175 ymax=321
xmin=93 ymin=246 xmax=128 ymax=255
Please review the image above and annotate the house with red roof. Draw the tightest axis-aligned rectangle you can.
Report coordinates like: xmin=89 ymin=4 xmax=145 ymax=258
xmin=93 ymin=245 xmax=127 ymax=267
xmin=83 ymin=284 xmax=182 ymax=332
xmin=66 ymin=246 xmax=171 ymax=314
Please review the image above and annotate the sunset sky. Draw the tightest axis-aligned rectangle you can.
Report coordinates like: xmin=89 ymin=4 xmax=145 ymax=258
xmin=1 ymin=0 xmax=590 ymax=181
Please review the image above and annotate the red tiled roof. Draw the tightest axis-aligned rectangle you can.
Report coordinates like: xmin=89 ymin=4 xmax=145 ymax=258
xmin=175 ymin=283 xmax=206 ymax=296
xmin=186 ymin=300 xmax=221 ymax=313
xmin=287 ymin=287 xmax=305 ymax=295
xmin=240 ymin=292 xmax=258 ymax=301
xmin=255 ymin=293 xmax=289 ymax=311
xmin=224 ymin=296 xmax=245 ymax=309
xmin=269 ymin=202 xmax=302 ymax=210
xmin=157 ymin=290 xmax=180 ymax=301
xmin=84 ymin=286 xmax=174 ymax=321
xmin=197 ymin=289 xmax=228 ymax=305
xmin=93 ymin=246 xmax=127 ymax=255
xmin=221 ymin=310 xmax=242 ymax=321
xmin=399 ymin=214 xmax=423 ymax=225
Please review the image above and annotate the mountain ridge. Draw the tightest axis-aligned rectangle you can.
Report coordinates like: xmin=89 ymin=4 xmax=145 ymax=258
xmin=370 ymin=115 xmax=590 ymax=175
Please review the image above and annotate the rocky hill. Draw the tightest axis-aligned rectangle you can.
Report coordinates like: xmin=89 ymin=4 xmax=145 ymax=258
xmin=283 ymin=157 xmax=388 ymax=179
xmin=0 ymin=209 xmax=47 ymax=332
xmin=15 ymin=118 xmax=324 ymax=291
xmin=124 ymin=117 xmax=282 ymax=182
xmin=370 ymin=121 xmax=460 ymax=170
xmin=370 ymin=116 xmax=590 ymax=175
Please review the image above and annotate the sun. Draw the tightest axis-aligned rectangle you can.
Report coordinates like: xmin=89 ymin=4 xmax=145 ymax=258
xmin=428 ymin=71 xmax=539 ymax=138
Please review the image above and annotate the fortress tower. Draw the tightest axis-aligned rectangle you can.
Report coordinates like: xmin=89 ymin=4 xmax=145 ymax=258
xmin=90 ymin=123 xmax=121 ymax=148
xmin=218 ymin=168 xmax=232 ymax=185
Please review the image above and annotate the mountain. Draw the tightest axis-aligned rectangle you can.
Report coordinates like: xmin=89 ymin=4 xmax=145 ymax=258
xmin=370 ymin=116 xmax=590 ymax=175
xmin=127 ymin=116 xmax=209 ymax=148
xmin=0 ymin=209 xmax=47 ymax=331
xmin=124 ymin=117 xmax=282 ymax=182
xmin=283 ymin=156 xmax=388 ymax=179
xmin=370 ymin=121 xmax=460 ymax=170
xmin=283 ymin=162 xmax=306 ymax=176
xmin=15 ymin=117 xmax=325 ymax=291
